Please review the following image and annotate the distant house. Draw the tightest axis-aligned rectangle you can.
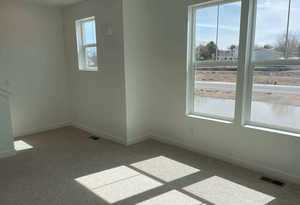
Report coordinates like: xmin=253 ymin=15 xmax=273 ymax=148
xmin=216 ymin=47 xmax=239 ymax=61
xmin=216 ymin=47 xmax=288 ymax=62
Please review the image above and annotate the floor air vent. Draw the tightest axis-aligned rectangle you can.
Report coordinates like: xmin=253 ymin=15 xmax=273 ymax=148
xmin=260 ymin=176 xmax=285 ymax=187
xmin=89 ymin=136 xmax=100 ymax=140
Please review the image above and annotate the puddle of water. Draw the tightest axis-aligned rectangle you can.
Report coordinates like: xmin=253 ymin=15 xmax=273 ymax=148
xmin=194 ymin=96 xmax=300 ymax=130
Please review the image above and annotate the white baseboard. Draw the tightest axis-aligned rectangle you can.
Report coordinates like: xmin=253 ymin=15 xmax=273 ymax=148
xmin=126 ymin=134 xmax=151 ymax=146
xmin=150 ymin=133 xmax=300 ymax=185
xmin=0 ymin=149 xmax=16 ymax=159
xmin=14 ymin=121 xmax=72 ymax=138
xmin=71 ymin=122 xmax=126 ymax=145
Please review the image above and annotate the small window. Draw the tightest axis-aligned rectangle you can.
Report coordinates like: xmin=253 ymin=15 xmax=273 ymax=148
xmin=75 ymin=17 xmax=98 ymax=71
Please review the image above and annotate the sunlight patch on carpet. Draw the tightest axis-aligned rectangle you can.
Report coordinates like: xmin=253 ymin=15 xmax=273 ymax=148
xmin=131 ymin=156 xmax=200 ymax=182
xmin=136 ymin=190 xmax=203 ymax=205
xmin=184 ymin=176 xmax=275 ymax=205
xmin=75 ymin=166 xmax=162 ymax=203
xmin=14 ymin=140 xmax=33 ymax=151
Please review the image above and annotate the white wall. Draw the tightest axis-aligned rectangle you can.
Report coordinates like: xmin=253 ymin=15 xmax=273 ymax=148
xmin=122 ymin=0 xmax=300 ymax=184
xmin=0 ymin=90 xmax=15 ymax=158
xmin=122 ymin=0 xmax=155 ymax=144
xmin=0 ymin=0 xmax=71 ymax=137
xmin=63 ymin=0 xmax=127 ymax=143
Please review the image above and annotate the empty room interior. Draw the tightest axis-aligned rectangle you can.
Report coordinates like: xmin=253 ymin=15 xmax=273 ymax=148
xmin=1 ymin=0 xmax=300 ymax=204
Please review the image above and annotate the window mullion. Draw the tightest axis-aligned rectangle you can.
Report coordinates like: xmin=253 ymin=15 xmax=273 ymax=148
xmin=234 ymin=0 xmax=256 ymax=125
xmin=187 ymin=7 xmax=197 ymax=114
xmin=215 ymin=3 xmax=220 ymax=60
xmin=284 ymin=0 xmax=292 ymax=58
xmin=80 ymin=22 xmax=86 ymax=69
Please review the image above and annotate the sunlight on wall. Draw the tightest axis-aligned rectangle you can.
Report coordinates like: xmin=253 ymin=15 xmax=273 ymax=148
xmin=131 ymin=156 xmax=200 ymax=182
xmin=136 ymin=190 xmax=202 ymax=205
xmin=183 ymin=176 xmax=275 ymax=205
xmin=75 ymin=166 xmax=162 ymax=203
xmin=14 ymin=140 xmax=33 ymax=151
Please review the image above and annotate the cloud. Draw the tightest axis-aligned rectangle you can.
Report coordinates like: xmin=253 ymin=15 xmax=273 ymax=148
xmin=197 ymin=23 xmax=239 ymax=32
xmin=254 ymin=0 xmax=300 ymax=45
xmin=194 ymin=0 xmax=300 ymax=48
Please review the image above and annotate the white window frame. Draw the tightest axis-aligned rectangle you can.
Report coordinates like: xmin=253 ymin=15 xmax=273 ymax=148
xmin=75 ymin=16 xmax=98 ymax=71
xmin=187 ymin=0 xmax=300 ymax=135
xmin=186 ymin=0 xmax=241 ymax=122
xmin=242 ymin=0 xmax=300 ymax=134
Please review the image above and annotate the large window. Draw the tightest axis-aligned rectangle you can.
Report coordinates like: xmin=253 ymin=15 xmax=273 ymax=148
xmin=249 ymin=0 xmax=300 ymax=131
xmin=75 ymin=16 xmax=98 ymax=71
xmin=187 ymin=0 xmax=300 ymax=133
xmin=188 ymin=0 xmax=242 ymax=120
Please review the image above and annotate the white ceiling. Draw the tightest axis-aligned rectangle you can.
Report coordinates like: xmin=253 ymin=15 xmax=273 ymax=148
xmin=16 ymin=0 xmax=86 ymax=7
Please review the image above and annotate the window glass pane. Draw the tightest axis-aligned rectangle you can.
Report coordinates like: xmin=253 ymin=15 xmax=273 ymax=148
xmin=217 ymin=1 xmax=241 ymax=61
xmin=192 ymin=1 xmax=241 ymax=119
xmin=287 ymin=0 xmax=300 ymax=59
xmin=250 ymin=65 xmax=300 ymax=130
xmin=195 ymin=6 xmax=218 ymax=61
xmin=193 ymin=66 xmax=237 ymax=118
xmin=253 ymin=0 xmax=289 ymax=61
xmin=83 ymin=20 xmax=96 ymax=45
xmin=195 ymin=2 xmax=241 ymax=62
xmin=85 ymin=47 xmax=97 ymax=68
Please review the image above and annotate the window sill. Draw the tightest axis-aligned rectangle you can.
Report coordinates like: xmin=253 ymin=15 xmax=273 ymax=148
xmin=186 ymin=114 xmax=233 ymax=124
xmin=244 ymin=124 xmax=300 ymax=138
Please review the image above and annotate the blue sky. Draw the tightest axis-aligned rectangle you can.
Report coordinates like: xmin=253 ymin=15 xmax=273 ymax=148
xmin=195 ymin=1 xmax=241 ymax=50
xmin=195 ymin=0 xmax=300 ymax=50
xmin=83 ymin=20 xmax=96 ymax=45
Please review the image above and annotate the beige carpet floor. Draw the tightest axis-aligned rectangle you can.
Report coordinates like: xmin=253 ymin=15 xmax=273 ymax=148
xmin=0 ymin=127 xmax=299 ymax=205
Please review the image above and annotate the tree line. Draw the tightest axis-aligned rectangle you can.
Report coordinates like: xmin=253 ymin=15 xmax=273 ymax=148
xmin=196 ymin=34 xmax=300 ymax=61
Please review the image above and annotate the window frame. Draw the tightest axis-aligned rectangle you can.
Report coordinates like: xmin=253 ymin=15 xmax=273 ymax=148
xmin=187 ymin=0 xmax=300 ymax=135
xmin=244 ymin=0 xmax=300 ymax=134
xmin=186 ymin=0 xmax=242 ymax=122
xmin=75 ymin=16 xmax=98 ymax=71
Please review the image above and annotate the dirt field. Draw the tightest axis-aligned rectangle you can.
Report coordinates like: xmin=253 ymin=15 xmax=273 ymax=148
xmin=195 ymin=71 xmax=300 ymax=85
xmin=195 ymin=71 xmax=300 ymax=106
